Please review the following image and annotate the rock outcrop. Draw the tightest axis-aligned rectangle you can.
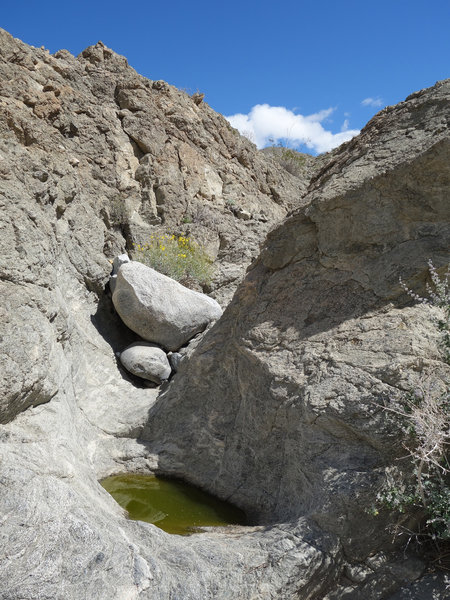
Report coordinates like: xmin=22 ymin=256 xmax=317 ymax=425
xmin=112 ymin=261 xmax=222 ymax=350
xmin=0 ymin=27 xmax=320 ymax=600
xmin=0 ymin=25 xmax=449 ymax=600
xmin=0 ymin=25 xmax=303 ymax=425
xmin=141 ymin=80 xmax=450 ymax=592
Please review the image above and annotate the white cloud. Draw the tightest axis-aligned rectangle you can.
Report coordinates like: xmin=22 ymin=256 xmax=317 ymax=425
xmin=304 ymin=107 xmax=334 ymax=122
xmin=361 ymin=97 xmax=384 ymax=107
xmin=225 ymin=104 xmax=359 ymax=154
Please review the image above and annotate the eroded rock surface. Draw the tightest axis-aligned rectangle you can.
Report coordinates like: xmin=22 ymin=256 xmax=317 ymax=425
xmin=141 ymin=80 xmax=450 ymax=592
xmin=0 ymin=28 xmax=306 ymax=306
xmin=0 ymin=27 xmax=328 ymax=600
xmin=0 ymin=25 xmax=449 ymax=600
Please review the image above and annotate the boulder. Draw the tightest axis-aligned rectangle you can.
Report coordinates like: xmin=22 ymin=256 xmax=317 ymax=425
xmin=119 ymin=342 xmax=171 ymax=383
xmin=112 ymin=261 xmax=223 ymax=351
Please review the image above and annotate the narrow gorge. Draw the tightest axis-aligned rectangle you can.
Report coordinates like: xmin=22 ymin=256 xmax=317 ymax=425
xmin=0 ymin=28 xmax=449 ymax=600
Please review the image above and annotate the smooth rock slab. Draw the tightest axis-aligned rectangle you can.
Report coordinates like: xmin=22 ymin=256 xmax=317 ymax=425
xmin=112 ymin=261 xmax=223 ymax=351
xmin=119 ymin=342 xmax=171 ymax=383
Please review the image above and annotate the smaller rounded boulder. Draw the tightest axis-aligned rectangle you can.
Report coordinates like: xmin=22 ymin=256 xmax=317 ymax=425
xmin=119 ymin=342 xmax=171 ymax=384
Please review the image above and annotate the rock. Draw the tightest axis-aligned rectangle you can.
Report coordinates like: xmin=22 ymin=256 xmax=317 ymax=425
xmin=385 ymin=573 xmax=450 ymax=600
xmin=119 ymin=342 xmax=171 ymax=383
xmin=0 ymin=27 xmax=318 ymax=600
xmin=141 ymin=78 xmax=450 ymax=579
xmin=191 ymin=92 xmax=205 ymax=105
xmin=167 ymin=352 xmax=183 ymax=372
xmin=235 ymin=207 xmax=252 ymax=220
xmin=112 ymin=253 xmax=130 ymax=272
xmin=1 ymin=24 xmax=449 ymax=600
xmin=110 ymin=253 xmax=130 ymax=293
xmin=112 ymin=261 xmax=223 ymax=351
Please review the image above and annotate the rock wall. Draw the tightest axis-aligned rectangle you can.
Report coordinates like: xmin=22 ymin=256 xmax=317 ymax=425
xmin=0 ymin=26 xmax=449 ymax=600
xmin=0 ymin=28 xmax=306 ymax=305
xmin=0 ymin=27 xmax=305 ymax=424
xmin=0 ymin=28 xmax=334 ymax=600
xmin=141 ymin=79 xmax=450 ymax=585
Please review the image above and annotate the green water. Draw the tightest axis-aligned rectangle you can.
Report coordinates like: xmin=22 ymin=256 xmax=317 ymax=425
xmin=101 ymin=474 xmax=246 ymax=535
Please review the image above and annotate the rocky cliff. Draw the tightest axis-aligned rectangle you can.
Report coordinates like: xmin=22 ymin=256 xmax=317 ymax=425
xmin=0 ymin=27 xmax=449 ymax=600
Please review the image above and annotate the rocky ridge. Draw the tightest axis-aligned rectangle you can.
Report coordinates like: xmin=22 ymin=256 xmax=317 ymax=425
xmin=0 ymin=27 xmax=449 ymax=600
xmin=0 ymin=29 xmax=306 ymax=305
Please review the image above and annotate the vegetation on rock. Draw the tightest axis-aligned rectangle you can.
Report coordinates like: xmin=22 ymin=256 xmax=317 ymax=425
xmin=109 ymin=197 xmax=130 ymax=227
xmin=261 ymin=144 xmax=320 ymax=178
xmin=133 ymin=234 xmax=213 ymax=288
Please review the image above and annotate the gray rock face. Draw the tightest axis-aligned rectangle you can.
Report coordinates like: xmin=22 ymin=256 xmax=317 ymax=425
xmin=120 ymin=342 xmax=171 ymax=383
xmin=0 ymin=27 xmax=320 ymax=600
xmin=0 ymin=25 xmax=449 ymax=600
xmin=167 ymin=351 xmax=183 ymax=371
xmin=112 ymin=261 xmax=223 ymax=351
xmin=141 ymin=79 xmax=450 ymax=582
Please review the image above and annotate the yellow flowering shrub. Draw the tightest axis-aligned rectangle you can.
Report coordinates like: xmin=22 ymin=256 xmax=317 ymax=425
xmin=133 ymin=234 xmax=213 ymax=287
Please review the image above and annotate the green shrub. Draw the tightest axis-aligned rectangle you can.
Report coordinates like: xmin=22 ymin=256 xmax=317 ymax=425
xmin=262 ymin=144 xmax=308 ymax=177
xmin=278 ymin=148 xmax=307 ymax=176
xmin=399 ymin=261 xmax=450 ymax=364
xmin=377 ymin=382 xmax=450 ymax=540
xmin=133 ymin=234 xmax=213 ymax=288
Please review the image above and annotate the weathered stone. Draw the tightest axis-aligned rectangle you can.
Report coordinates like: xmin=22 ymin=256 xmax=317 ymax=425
xmin=140 ymin=78 xmax=450 ymax=587
xmin=0 ymin=24 xmax=449 ymax=600
xmin=120 ymin=342 xmax=171 ymax=383
xmin=386 ymin=573 xmax=450 ymax=600
xmin=113 ymin=253 xmax=130 ymax=272
xmin=167 ymin=351 xmax=183 ymax=372
xmin=235 ymin=207 xmax=252 ymax=220
xmin=0 ymin=27 xmax=321 ymax=600
xmin=112 ymin=261 xmax=223 ymax=351
xmin=191 ymin=92 xmax=205 ymax=105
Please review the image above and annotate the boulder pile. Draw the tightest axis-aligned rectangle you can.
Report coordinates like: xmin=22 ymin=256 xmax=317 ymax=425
xmin=111 ymin=257 xmax=222 ymax=380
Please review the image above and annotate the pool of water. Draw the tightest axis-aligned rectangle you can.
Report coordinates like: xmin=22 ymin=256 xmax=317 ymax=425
xmin=101 ymin=473 xmax=246 ymax=535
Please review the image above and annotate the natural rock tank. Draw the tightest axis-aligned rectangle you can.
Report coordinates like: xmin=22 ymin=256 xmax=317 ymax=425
xmin=101 ymin=474 xmax=247 ymax=535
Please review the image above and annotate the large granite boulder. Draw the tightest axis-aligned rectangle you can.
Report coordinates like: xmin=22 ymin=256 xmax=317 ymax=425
xmin=112 ymin=261 xmax=223 ymax=351
xmin=119 ymin=342 xmax=171 ymax=383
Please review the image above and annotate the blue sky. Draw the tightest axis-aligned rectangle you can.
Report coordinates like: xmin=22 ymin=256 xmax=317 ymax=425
xmin=2 ymin=1 xmax=449 ymax=154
